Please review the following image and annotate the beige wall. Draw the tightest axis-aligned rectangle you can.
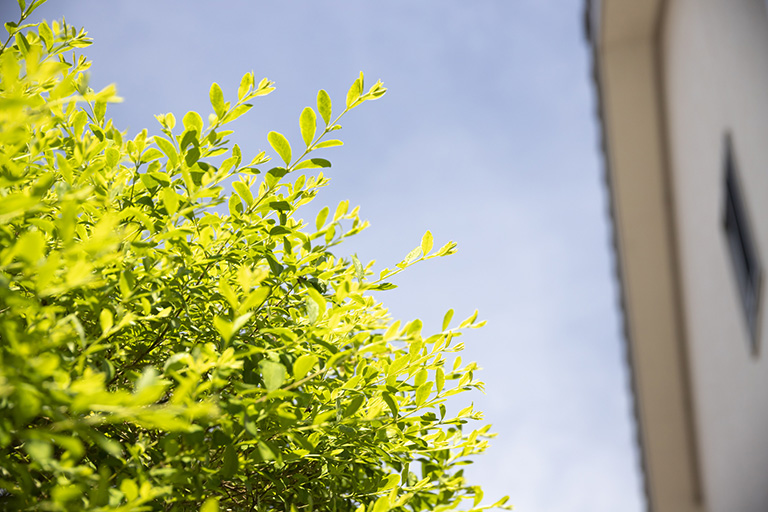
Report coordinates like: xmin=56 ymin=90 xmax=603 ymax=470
xmin=661 ymin=1 xmax=768 ymax=510
xmin=594 ymin=1 xmax=703 ymax=510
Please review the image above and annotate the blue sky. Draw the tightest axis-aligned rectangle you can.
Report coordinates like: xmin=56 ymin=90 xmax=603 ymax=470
xmin=14 ymin=1 xmax=645 ymax=510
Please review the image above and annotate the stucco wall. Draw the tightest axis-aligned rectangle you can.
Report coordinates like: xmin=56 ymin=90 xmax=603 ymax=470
xmin=661 ymin=1 xmax=768 ymax=510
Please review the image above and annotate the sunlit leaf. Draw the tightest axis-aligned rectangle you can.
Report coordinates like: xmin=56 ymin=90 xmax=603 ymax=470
xmin=210 ymin=82 xmax=225 ymax=117
xmin=268 ymin=131 xmax=291 ymax=165
xmin=300 ymin=106 xmax=316 ymax=147
xmin=317 ymin=89 xmax=332 ymax=125
xmin=293 ymin=354 xmax=318 ymax=380
xmin=259 ymin=360 xmax=287 ymax=391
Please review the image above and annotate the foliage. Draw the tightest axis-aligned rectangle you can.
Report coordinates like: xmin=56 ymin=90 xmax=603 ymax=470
xmin=0 ymin=2 xmax=509 ymax=511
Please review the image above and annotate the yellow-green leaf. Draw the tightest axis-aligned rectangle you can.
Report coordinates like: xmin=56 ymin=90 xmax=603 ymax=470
xmin=315 ymin=206 xmax=329 ymax=230
xmin=307 ymin=288 xmax=326 ymax=318
xmin=221 ymin=445 xmax=238 ymax=478
xmin=372 ymin=495 xmax=390 ymax=512
xmin=300 ymin=106 xmax=316 ymax=147
xmin=201 ymin=497 xmax=220 ymax=512
xmin=160 ymin=188 xmax=179 ymax=215
xmin=99 ymin=309 xmax=113 ymax=336
xmin=435 ymin=367 xmax=445 ymax=393
xmin=415 ymin=382 xmax=433 ymax=407
xmin=346 ymin=74 xmax=363 ymax=108
xmin=441 ymin=309 xmax=454 ymax=331
xmin=232 ymin=180 xmax=254 ymax=206
xmin=210 ymin=82 xmax=225 ymax=117
xmin=182 ymin=110 xmax=203 ymax=133
xmin=379 ymin=473 xmax=399 ymax=491
xmin=420 ymin=230 xmax=433 ymax=255
xmin=317 ymin=89 xmax=332 ymax=125
xmin=268 ymin=131 xmax=291 ymax=165
xmin=314 ymin=139 xmax=343 ymax=149
xmin=239 ymin=287 xmax=270 ymax=313
xmin=259 ymin=360 xmax=286 ymax=391
xmin=238 ymin=71 xmax=253 ymax=100
xmin=154 ymin=136 xmax=178 ymax=167
xmin=293 ymin=354 xmax=318 ymax=380
xmin=213 ymin=316 xmax=233 ymax=343
xmin=219 ymin=279 xmax=238 ymax=310
xmin=293 ymin=158 xmax=331 ymax=170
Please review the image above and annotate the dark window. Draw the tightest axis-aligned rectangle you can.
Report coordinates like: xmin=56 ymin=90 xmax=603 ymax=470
xmin=723 ymin=135 xmax=762 ymax=351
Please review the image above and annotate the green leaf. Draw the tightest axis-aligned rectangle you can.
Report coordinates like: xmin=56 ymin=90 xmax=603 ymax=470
xmin=15 ymin=32 xmax=29 ymax=56
xmin=24 ymin=439 xmax=52 ymax=464
xmin=403 ymin=247 xmax=421 ymax=265
xmin=182 ymin=111 xmax=203 ymax=133
xmin=388 ymin=355 xmax=409 ymax=377
xmin=238 ymin=71 xmax=253 ymax=100
xmin=148 ymin=171 xmax=170 ymax=187
xmin=154 ymin=136 xmax=178 ymax=167
xmin=420 ymin=230 xmax=433 ymax=255
xmin=140 ymin=147 xmax=163 ymax=163
xmin=372 ymin=495 xmax=390 ymax=512
xmin=268 ymin=131 xmax=292 ymax=165
xmin=293 ymin=354 xmax=318 ymax=380
xmin=415 ymin=382 xmax=433 ymax=407
xmin=379 ymin=473 xmax=400 ymax=491
xmin=333 ymin=200 xmax=349 ymax=221
xmin=305 ymin=297 xmax=319 ymax=324
xmin=351 ymin=254 xmax=363 ymax=282
xmin=442 ymin=309 xmax=454 ymax=331
xmin=221 ymin=445 xmax=238 ymax=478
xmin=201 ymin=498 xmax=220 ymax=512
xmin=120 ymin=479 xmax=139 ymax=501
xmin=269 ymin=200 xmax=292 ymax=211
xmin=436 ymin=240 xmax=458 ymax=256
xmin=300 ymin=106 xmax=316 ymax=147
xmin=259 ymin=360 xmax=287 ymax=391
xmin=163 ymin=112 xmax=176 ymax=129
xmin=219 ymin=279 xmax=238 ymax=310
xmin=315 ymin=206 xmax=329 ymax=230
xmin=459 ymin=309 xmax=479 ymax=328
xmin=346 ymin=74 xmax=363 ymax=108
xmin=231 ymin=312 xmax=253 ymax=334
xmin=258 ymin=440 xmax=278 ymax=461
xmin=317 ymin=89 xmax=332 ymax=125
xmin=232 ymin=181 xmax=254 ymax=206
xmin=93 ymin=100 xmax=107 ymax=124
xmin=239 ymin=287 xmax=270 ymax=313
xmin=314 ymin=139 xmax=343 ymax=149
xmin=38 ymin=21 xmax=53 ymax=49
xmin=210 ymin=82 xmax=225 ymax=117
xmin=160 ymin=188 xmax=179 ymax=215
xmin=224 ymin=103 xmax=252 ymax=123
xmin=99 ymin=309 xmax=113 ymax=335
xmin=293 ymin=158 xmax=331 ymax=170
xmin=270 ymin=226 xmax=291 ymax=236
xmin=382 ymin=392 xmax=398 ymax=417
xmin=307 ymin=288 xmax=326 ymax=318
xmin=15 ymin=231 xmax=45 ymax=263
xmin=213 ymin=316 xmax=233 ymax=343
xmin=184 ymin=146 xmax=200 ymax=166
xmin=435 ymin=367 xmax=445 ymax=393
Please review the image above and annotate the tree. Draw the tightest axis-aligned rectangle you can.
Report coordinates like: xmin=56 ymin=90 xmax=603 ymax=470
xmin=0 ymin=2 xmax=509 ymax=510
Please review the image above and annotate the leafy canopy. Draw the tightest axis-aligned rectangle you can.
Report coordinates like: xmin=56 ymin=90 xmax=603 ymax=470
xmin=0 ymin=2 xmax=510 ymax=511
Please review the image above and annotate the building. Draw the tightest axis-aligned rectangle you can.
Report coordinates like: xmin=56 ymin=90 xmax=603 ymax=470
xmin=586 ymin=1 xmax=768 ymax=511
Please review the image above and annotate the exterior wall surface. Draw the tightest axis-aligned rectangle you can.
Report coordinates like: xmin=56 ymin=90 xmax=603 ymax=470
xmin=592 ymin=1 xmax=703 ymax=511
xmin=661 ymin=1 xmax=768 ymax=511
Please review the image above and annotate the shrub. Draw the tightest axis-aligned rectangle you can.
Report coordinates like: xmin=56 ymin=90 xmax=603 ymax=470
xmin=0 ymin=2 xmax=509 ymax=510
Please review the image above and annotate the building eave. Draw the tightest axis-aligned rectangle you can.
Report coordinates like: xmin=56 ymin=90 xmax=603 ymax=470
xmin=585 ymin=1 xmax=704 ymax=511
